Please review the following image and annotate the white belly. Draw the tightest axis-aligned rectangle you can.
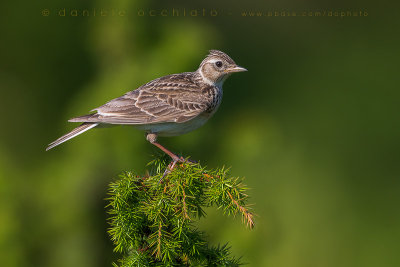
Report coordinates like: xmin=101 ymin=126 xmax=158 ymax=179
xmin=134 ymin=115 xmax=209 ymax=137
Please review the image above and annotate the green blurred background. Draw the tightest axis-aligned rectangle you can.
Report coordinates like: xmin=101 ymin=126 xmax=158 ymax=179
xmin=1 ymin=0 xmax=399 ymax=266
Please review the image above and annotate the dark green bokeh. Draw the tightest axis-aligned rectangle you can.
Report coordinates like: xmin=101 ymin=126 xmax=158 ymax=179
xmin=1 ymin=0 xmax=399 ymax=266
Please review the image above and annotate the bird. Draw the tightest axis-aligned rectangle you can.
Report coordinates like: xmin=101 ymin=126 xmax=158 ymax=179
xmin=46 ymin=50 xmax=247 ymax=163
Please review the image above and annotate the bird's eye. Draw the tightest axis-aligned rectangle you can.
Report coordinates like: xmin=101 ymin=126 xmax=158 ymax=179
xmin=215 ymin=61 xmax=223 ymax=68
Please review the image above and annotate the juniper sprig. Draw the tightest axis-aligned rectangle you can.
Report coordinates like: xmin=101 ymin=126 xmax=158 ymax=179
xmin=107 ymin=156 xmax=254 ymax=266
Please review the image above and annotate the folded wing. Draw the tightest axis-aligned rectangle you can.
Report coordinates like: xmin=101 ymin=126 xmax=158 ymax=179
xmin=69 ymin=74 xmax=209 ymax=125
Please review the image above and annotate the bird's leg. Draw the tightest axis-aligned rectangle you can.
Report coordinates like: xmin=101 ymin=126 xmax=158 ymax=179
xmin=146 ymin=133 xmax=182 ymax=162
xmin=152 ymin=142 xmax=181 ymax=162
xmin=146 ymin=133 xmax=185 ymax=182
xmin=146 ymin=133 xmax=196 ymax=181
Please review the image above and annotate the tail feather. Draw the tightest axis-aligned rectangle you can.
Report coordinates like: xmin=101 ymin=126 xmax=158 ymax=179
xmin=46 ymin=122 xmax=99 ymax=151
xmin=68 ymin=113 xmax=99 ymax=122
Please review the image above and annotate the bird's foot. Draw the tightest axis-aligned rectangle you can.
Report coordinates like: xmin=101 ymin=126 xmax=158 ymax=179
xmin=159 ymin=156 xmax=196 ymax=182
xmin=159 ymin=158 xmax=180 ymax=182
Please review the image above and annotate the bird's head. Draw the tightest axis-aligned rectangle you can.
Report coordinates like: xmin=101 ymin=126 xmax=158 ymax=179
xmin=198 ymin=50 xmax=247 ymax=86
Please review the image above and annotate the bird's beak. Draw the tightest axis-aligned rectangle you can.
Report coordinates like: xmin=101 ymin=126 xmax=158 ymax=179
xmin=225 ymin=66 xmax=248 ymax=73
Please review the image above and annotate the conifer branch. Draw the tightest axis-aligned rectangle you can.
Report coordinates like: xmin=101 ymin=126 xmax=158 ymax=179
xmin=107 ymin=156 xmax=255 ymax=266
xmin=227 ymin=191 xmax=255 ymax=229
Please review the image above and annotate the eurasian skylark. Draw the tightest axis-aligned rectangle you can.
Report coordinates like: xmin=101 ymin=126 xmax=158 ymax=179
xmin=46 ymin=50 xmax=247 ymax=161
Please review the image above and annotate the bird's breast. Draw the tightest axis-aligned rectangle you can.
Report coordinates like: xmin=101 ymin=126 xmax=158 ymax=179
xmin=203 ymin=86 xmax=223 ymax=116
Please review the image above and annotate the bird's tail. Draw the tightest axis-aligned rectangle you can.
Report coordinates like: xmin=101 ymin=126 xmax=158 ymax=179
xmin=46 ymin=122 xmax=99 ymax=151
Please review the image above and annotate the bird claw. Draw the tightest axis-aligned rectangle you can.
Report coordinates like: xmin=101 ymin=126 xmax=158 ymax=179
xmin=185 ymin=158 xmax=197 ymax=164
xmin=158 ymin=156 xmax=196 ymax=183
xmin=159 ymin=158 xmax=179 ymax=183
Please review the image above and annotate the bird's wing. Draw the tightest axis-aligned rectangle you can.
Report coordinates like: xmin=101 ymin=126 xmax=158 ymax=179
xmin=69 ymin=74 xmax=209 ymax=125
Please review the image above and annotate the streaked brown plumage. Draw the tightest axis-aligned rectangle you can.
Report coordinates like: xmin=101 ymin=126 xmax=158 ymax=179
xmin=46 ymin=50 xmax=246 ymax=161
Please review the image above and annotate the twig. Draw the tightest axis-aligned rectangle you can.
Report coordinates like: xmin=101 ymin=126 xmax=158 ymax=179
xmin=226 ymin=191 xmax=254 ymax=229
xmin=182 ymin=186 xmax=190 ymax=220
